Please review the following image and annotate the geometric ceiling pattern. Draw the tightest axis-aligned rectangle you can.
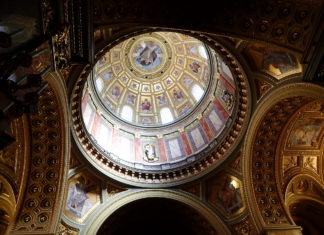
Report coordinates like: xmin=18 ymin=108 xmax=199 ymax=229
xmin=93 ymin=32 xmax=212 ymax=126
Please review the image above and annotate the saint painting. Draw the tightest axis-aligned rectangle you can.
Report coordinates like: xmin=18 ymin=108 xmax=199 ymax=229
xmin=246 ymin=43 xmax=299 ymax=77
xmin=141 ymin=117 xmax=153 ymax=125
xmin=103 ymin=71 xmax=112 ymax=80
xmin=66 ymin=176 xmax=97 ymax=219
xmin=126 ymin=93 xmax=136 ymax=104
xmin=97 ymin=55 xmax=106 ymax=67
xmin=157 ymin=94 xmax=168 ymax=105
xmin=173 ymin=88 xmax=184 ymax=103
xmin=143 ymin=144 xmax=158 ymax=162
xmin=133 ymin=41 xmax=162 ymax=70
xmin=141 ymin=98 xmax=151 ymax=112
xmin=216 ymin=177 xmax=243 ymax=214
xmin=221 ymin=89 xmax=234 ymax=110
xmin=110 ymin=86 xmax=121 ymax=99
xmin=182 ymin=77 xmax=193 ymax=88
xmin=189 ymin=61 xmax=201 ymax=73
xmin=296 ymin=179 xmax=308 ymax=192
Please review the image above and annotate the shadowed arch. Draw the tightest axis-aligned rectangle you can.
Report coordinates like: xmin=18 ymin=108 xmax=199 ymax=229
xmin=84 ymin=189 xmax=231 ymax=235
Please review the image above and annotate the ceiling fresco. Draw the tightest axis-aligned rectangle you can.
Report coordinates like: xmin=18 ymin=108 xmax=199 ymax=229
xmin=244 ymin=42 xmax=302 ymax=80
xmin=206 ymin=173 xmax=245 ymax=218
xmin=80 ymin=31 xmax=239 ymax=174
xmin=64 ymin=170 xmax=101 ymax=223
xmin=93 ymin=32 xmax=212 ymax=127
xmin=281 ymin=101 xmax=324 ymax=181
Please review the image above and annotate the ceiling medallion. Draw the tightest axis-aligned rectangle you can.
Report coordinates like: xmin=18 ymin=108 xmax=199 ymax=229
xmin=125 ymin=33 xmax=172 ymax=80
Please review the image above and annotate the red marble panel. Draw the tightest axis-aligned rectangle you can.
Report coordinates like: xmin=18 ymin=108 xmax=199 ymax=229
xmin=200 ymin=118 xmax=213 ymax=141
xmin=219 ymin=74 xmax=235 ymax=94
xmin=158 ymin=139 xmax=167 ymax=162
xmin=180 ymin=132 xmax=192 ymax=155
xmin=91 ymin=112 xmax=100 ymax=136
xmin=213 ymin=99 xmax=228 ymax=120
xmin=135 ymin=138 xmax=142 ymax=162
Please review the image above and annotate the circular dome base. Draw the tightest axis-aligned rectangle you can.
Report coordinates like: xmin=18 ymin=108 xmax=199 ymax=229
xmin=71 ymin=30 xmax=251 ymax=187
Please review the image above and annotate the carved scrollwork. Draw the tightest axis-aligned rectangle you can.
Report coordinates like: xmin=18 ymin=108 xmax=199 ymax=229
xmin=52 ymin=26 xmax=71 ymax=71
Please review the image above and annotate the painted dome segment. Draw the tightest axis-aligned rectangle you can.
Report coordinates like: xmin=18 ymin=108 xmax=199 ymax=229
xmin=93 ymin=32 xmax=211 ymax=127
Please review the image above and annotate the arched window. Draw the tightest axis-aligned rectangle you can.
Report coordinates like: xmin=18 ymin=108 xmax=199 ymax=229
xmin=160 ymin=107 xmax=174 ymax=124
xmin=198 ymin=45 xmax=208 ymax=59
xmin=95 ymin=77 xmax=104 ymax=92
xmin=121 ymin=105 xmax=133 ymax=122
xmin=96 ymin=122 xmax=110 ymax=151
xmin=191 ymin=84 xmax=204 ymax=101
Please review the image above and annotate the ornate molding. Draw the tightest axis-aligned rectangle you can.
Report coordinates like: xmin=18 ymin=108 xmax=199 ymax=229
xmin=52 ymin=25 xmax=71 ymax=71
xmin=41 ymin=0 xmax=57 ymax=35
xmin=57 ymin=220 xmax=79 ymax=235
xmin=231 ymin=216 xmax=257 ymax=235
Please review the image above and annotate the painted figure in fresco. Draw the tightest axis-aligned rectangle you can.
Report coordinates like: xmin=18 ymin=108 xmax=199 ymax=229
xmin=157 ymin=94 xmax=168 ymax=105
xmin=289 ymin=119 xmax=323 ymax=146
xmin=173 ymin=88 xmax=184 ymax=102
xmin=188 ymin=45 xmax=197 ymax=55
xmin=189 ymin=61 xmax=201 ymax=73
xmin=66 ymin=176 xmax=96 ymax=218
xmin=141 ymin=98 xmax=151 ymax=112
xmin=135 ymin=41 xmax=160 ymax=66
xmin=126 ymin=93 xmax=136 ymax=104
xmin=97 ymin=55 xmax=106 ymax=67
xmin=142 ymin=117 xmax=152 ymax=125
xmin=143 ymin=144 xmax=158 ymax=162
xmin=221 ymin=89 xmax=234 ymax=110
xmin=284 ymin=156 xmax=297 ymax=171
xmin=304 ymin=156 xmax=317 ymax=172
xmin=217 ymin=177 xmax=242 ymax=214
xmin=110 ymin=86 xmax=121 ymax=99
xmin=104 ymin=71 xmax=112 ymax=80
xmin=297 ymin=179 xmax=308 ymax=192
xmin=249 ymin=45 xmax=297 ymax=75
xmin=182 ymin=77 xmax=193 ymax=88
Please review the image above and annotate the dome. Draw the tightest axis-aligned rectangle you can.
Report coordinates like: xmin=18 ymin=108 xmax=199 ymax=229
xmin=73 ymin=31 xmax=249 ymax=186
xmin=92 ymin=32 xmax=212 ymax=127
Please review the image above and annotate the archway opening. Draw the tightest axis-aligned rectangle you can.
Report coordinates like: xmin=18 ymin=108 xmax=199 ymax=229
xmin=289 ymin=199 xmax=324 ymax=235
xmin=97 ymin=198 xmax=215 ymax=235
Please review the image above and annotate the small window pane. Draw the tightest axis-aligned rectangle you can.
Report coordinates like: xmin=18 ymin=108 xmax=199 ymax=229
xmin=192 ymin=84 xmax=204 ymax=101
xmin=121 ymin=105 xmax=133 ymax=122
xmin=95 ymin=77 xmax=104 ymax=92
xmin=160 ymin=108 xmax=174 ymax=124
xmin=198 ymin=45 xmax=208 ymax=59
xmin=96 ymin=122 xmax=110 ymax=151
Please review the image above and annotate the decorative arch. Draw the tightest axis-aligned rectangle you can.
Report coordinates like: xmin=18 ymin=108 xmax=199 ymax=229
xmin=84 ymin=189 xmax=231 ymax=235
xmin=284 ymin=174 xmax=324 ymax=235
xmin=9 ymin=71 xmax=71 ymax=234
xmin=242 ymin=82 xmax=324 ymax=234
xmin=0 ymin=175 xmax=16 ymax=234
xmin=285 ymin=174 xmax=324 ymax=206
